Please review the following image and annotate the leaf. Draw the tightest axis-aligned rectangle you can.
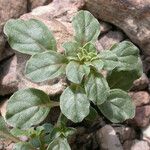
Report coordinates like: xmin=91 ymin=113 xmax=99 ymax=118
xmin=83 ymin=42 xmax=97 ymax=53
xmin=99 ymin=50 xmax=118 ymax=70
xmin=4 ymin=19 xmax=56 ymax=55
xmin=85 ymin=72 xmax=110 ymax=105
xmin=85 ymin=107 xmax=98 ymax=121
xmin=0 ymin=117 xmax=19 ymax=142
xmin=99 ymin=89 xmax=135 ymax=123
xmin=72 ymin=10 xmax=100 ymax=46
xmin=6 ymin=88 xmax=51 ymax=129
xmin=87 ymin=59 xmax=104 ymax=72
xmin=63 ymin=41 xmax=80 ymax=57
xmin=25 ymin=51 xmax=67 ymax=82
xmin=13 ymin=142 xmax=35 ymax=150
xmin=47 ymin=137 xmax=71 ymax=150
xmin=60 ymin=85 xmax=90 ymax=123
xmin=111 ymin=41 xmax=140 ymax=71
xmin=107 ymin=69 xmax=142 ymax=91
xmin=66 ymin=61 xmax=90 ymax=84
xmin=99 ymin=41 xmax=142 ymax=72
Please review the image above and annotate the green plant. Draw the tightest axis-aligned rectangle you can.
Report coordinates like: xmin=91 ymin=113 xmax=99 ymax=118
xmin=1 ymin=10 xmax=142 ymax=149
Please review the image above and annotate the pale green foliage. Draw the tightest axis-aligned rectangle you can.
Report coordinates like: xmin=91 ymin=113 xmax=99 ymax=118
xmin=2 ymin=10 xmax=143 ymax=149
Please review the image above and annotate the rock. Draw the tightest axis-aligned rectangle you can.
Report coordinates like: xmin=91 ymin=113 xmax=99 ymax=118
xmin=131 ymin=140 xmax=150 ymax=150
xmin=142 ymin=125 xmax=150 ymax=144
xmin=123 ymin=140 xmax=134 ymax=150
xmin=131 ymin=73 xmax=149 ymax=91
xmin=99 ymin=21 xmax=112 ymax=34
xmin=0 ymin=0 xmax=85 ymax=96
xmin=96 ymin=125 xmax=123 ymax=150
xmin=0 ymin=56 xmax=18 ymax=96
xmin=98 ymin=31 xmax=125 ymax=50
xmin=0 ymin=0 xmax=27 ymax=57
xmin=85 ymin=0 xmax=150 ymax=56
xmin=30 ymin=0 xmax=52 ymax=9
xmin=114 ymin=126 xmax=136 ymax=143
xmin=129 ymin=105 xmax=150 ymax=127
xmin=0 ymin=48 xmax=14 ymax=62
xmin=129 ymin=91 xmax=150 ymax=107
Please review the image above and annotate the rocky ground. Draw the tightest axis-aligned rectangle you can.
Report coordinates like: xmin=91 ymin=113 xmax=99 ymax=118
xmin=0 ymin=0 xmax=150 ymax=150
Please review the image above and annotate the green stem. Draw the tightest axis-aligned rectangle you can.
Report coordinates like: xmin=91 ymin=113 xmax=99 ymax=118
xmin=42 ymin=101 xmax=60 ymax=108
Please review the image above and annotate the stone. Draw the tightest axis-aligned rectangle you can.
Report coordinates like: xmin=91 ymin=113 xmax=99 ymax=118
xmin=142 ymin=125 xmax=150 ymax=144
xmin=0 ymin=55 xmax=18 ymax=96
xmin=96 ymin=125 xmax=123 ymax=150
xmin=131 ymin=140 xmax=150 ymax=150
xmin=123 ymin=140 xmax=133 ymax=150
xmin=0 ymin=0 xmax=84 ymax=96
xmin=131 ymin=73 xmax=149 ymax=91
xmin=129 ymin=91 xmax=150 ymax=107
xmin=30 ymin=0 xmax=52 ymax=9
xmin=129 ymin=105 xmax=150 ymax=127
xmin=0 ymin=48 xmax=14 ymax=62
xmin=114 ymin=126 xmax=136 ymax=143
xmin=98 ymin=31 xmax=125 ymax=50
xmin=85 ymin=0 xmax=150 ymax=57
xmin=99 ymin=21 xmax=112 ymax=34
xmin=0 ymin=0 xmax=27 ymax=57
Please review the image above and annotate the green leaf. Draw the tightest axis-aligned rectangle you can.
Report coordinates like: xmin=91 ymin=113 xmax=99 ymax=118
xmin=47 ymin=137 xmax=71 ymax=150
xmin=66 ymin=61 xmax=90 ymax=84
xmin=85 ymin=72 xmax=110 ymax=105
xmin=99 ymin=89 xmax=135 ymax=123
xmin=4 ymin=19 xmax=56 ymax=55
xmin=0 ymin=117 xmax=20 ymax=142
xmin=25 ymin=51 xmax=67 ymax=82
xmin=6 ymin=88 xmax=51 ymax=129
xmin=99 ymin=41 xmax=142 ymax=72
xmin=13 ymin=142 xmax=35 ymax=150
xmin=85 ymin=107 xmax=98 ymax=121
xmin=10 ymin=128 xmax=30 ymax=137
xmin=60 ymin=85 xmax=90 ymax=123
xmin=86 ymin=59 xmax=104 ymax=72
xmin=99 ymin=50 xmax=118 ymax=70
xmin=111 ymin=41 xmax=140 ymax=71
xmin=83 ymin=42 xmax=97 ymax=53
xmin=107 ymin=69 xmax=142 ymax=91
xmin=72 ymin=10 xmax=100 ymax=46
xmin=63 ymin=41 xmax=80 ymax=57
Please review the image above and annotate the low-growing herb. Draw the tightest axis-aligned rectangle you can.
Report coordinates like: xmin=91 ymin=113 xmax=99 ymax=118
xmin=1 ymin=10 xmax=143 ymax=149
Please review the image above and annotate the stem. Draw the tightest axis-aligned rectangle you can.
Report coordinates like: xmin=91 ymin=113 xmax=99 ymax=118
xmin=42 ymin=101 xmax=60 ymax=108
xmin=50 ymin=101 xmax=60 ymax=107
xmin=0 ymin=131 xmax=20 ymax=143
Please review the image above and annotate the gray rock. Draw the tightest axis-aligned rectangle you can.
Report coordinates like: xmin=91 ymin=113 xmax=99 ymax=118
xmin=98 ymin=31 xmax=125 ymax=50
xmin=131 ymin=140 xmax=150 ymax=150
xmin=142 ymin=125 xmax=150 ymax=144
xmin=96 ymin=125 xmax=123 ymax=150
xmin=114 ymin=126 xmax=136 ymax=143
xmin=85 ymin=0 xmax=150 ymax=56
xmin=129 ymin=91 xmax=150 ymax=107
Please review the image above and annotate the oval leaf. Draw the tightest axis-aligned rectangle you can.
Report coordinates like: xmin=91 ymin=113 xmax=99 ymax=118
xmin=99 ymin=50 xmax=118 ymax=70
xmin=6 ymin=88 xmax=51 ymax=129
xmin=13 ymin=142 xmax=35 ymax=150
xmin=4 ymin=19 xmax=56 ymax=55
xmin=60 ymin=85 xmax=90 ymax=123
xmin=25 ymin=51 xmax=67 ymax=82
xmin=111 ymin=41 xmax=141 ymax=71
xmin=72 ymin=10 xmax=100 ymax=46
xmin=66 ymin=61 xmax=90 ymax=84
xmin=47 ymin=137 xmax=71 ymax=150
xmin=63 ymin=41 xmax=80 ymax=57
xmin=85 ymin=72 xmax=110 ymax=105
xmin=107 ymin=69 xmax=142 ymax=91
xmin=99 ymin=89 xmax=135 ymax=123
